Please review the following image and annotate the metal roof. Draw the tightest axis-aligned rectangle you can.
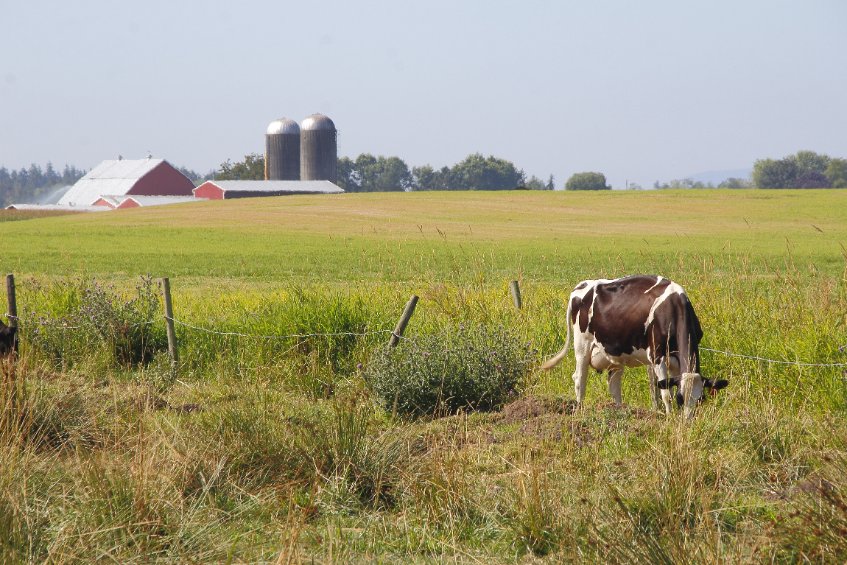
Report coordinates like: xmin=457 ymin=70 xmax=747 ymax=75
xmin=118 ymin=195 xmax=205 ymax=207
xmin=58 ymin=158 xmax=169 ymax=207
xmin=266 ymin=118 xmax=300 ymax=135
xmin=301 ymin=114 xmax=336 ymax=131
xmin=5 ymin=203 xmax=108 ymax=212
xmin=204 ymin=180 xmax=343 ymax=194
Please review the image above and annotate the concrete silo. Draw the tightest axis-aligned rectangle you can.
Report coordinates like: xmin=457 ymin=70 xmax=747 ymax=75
xmin=300 ymin=113 xmax=337 ymax=182
xmin=265 ymin=118 xmax=300 ymax=180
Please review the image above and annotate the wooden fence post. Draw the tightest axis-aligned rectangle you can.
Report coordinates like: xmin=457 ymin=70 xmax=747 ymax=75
xmin=509 ymin=280 xmax=522 ymax=310
xmin=161 ymin=277 xmax=178 ymax=371
xmin=389 ymin=295 xmax=419 ymax=348
xmin=6 ymin=274 xmax=18 ymax=354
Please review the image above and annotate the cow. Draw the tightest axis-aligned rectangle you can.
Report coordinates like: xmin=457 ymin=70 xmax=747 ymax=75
xmin=0 ymin=319 xmax=17 ymax=357
xmin=541 ymin=275 xmax=727 ymax=417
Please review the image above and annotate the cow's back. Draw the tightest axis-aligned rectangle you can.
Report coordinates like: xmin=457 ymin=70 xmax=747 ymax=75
xmin=586 ymin=275 xmax=670 ymax=358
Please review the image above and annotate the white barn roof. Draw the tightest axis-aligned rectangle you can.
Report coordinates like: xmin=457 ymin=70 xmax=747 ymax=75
xmin=118 ymin=195 xmax=205 ymax=207
xmin=58 ymin=158 xmax=185 ymax=207
xmin=5 ymin=203 xmax=108 ymax=212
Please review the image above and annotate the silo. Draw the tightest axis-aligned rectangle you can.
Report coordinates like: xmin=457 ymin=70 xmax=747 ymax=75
xmin=300 ymin=113 xmax=337 ymax=182
xmin=265 ymin=118 xmax=300 ymax=180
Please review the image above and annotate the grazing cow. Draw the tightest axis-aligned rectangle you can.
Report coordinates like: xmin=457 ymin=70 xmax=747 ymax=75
xmin=0 ymin=319 xmax=17 ymax=356
xmin=541 ymin=275 xmax=727 ymax=417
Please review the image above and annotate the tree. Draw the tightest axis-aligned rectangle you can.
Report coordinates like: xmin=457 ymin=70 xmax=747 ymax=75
xmin=216 ymin=153 xmax=264 ymax=180
xmin=752 ymin=150 xmax=836 ymax=189
xmin=565 ymin=172 xmax=610 ymax=191
xmin=825 ymin=158 xmax=847 ymax=188
xmin=523 ymin=175 xmax=546 ymax=190
xmin=336 ymin=156 xmax=358 ymax=192
xmin=717 ymin=177 xmax=752 ymax=189
xmin=795 ymin=171 xmax=831 ymax=188
xmin=0 ymin=162 xmax=85 ymax=207
xmin=411 ymin=165 xmax=437 ymax=190
xmin=794 ymin=150 xmax=830 ymax=176
xmin=372 ymin=156 xmax=412 ymax=191
xmin=752 ymin=158 xmax=799 ymax=188
xmin=450 ymin=153 xmax=525 ymax=190
xmin=545 ymin=175 xmax=555 ymax=191
xmin=336 ymin=154 xmax=412 ymax=192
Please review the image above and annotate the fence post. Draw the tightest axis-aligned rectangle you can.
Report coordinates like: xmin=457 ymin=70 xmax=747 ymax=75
xmin=509 ymin=280 xmax=522 ymax=310
xmin=5 ymin=274 xmax=18 ymax=354
xmin=389 ymin=295 xmax=418 ymax=348
xmin=161 ymin=277 xmax=178 ymax=371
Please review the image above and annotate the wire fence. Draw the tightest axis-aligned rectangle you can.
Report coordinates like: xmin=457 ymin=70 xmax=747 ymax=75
xmin=6 ymin=311 xmax=847 ymax=370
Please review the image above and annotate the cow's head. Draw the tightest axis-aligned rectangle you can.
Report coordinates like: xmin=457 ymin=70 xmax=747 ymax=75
xmin=0 ymin=320 xmax=17 ymax=356
xmin=658 ymin=373 xmax=728 ymax=418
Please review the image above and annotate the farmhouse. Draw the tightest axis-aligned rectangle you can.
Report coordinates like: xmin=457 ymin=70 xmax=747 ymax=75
xmin=59 ymin=158 xmax=196 ymax=208
xmin=194 ymin=180 xmax=343 ymax=200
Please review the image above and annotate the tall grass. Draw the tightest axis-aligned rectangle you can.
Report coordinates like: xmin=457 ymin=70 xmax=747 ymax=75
xmin=1 ymin=256 xmax=845 ymax=561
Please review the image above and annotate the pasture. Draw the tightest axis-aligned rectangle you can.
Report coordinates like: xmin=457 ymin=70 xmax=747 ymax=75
xmin=1 ymin=189 xmax=846 ymax=562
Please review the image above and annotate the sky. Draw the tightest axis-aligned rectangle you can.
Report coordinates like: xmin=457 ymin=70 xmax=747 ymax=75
xmin=2 ymin=0 xmax=845 ymax=188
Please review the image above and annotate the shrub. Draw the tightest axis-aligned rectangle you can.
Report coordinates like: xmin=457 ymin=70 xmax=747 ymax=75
xmin=565 ymin=172 xmax=610 ymax=191
xmin=25 ymin=277 xmax=168 ymax=369
xmin=365 ymin=324 xmax=532 ymax=418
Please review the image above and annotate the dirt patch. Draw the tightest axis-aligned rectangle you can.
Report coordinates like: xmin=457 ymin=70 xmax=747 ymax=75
xmin=496 ymin=395 xmax=576 ymax=425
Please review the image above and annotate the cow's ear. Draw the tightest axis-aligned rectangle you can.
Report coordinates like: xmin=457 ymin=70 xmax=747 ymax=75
xmin=710 ymin=379 xmax=729 ymax=390
xmin=657 ymin=378 xmax=678 ymax=390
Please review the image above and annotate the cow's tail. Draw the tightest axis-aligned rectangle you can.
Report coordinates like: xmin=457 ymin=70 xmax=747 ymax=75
xmin=541 ymin=297 xmax=573 ymax=370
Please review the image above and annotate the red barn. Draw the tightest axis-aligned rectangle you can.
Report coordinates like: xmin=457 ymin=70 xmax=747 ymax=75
xmin=58 ymin=158 xmax=195 ymax=207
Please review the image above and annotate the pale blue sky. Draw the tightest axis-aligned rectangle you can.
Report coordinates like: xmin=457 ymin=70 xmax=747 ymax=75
xmin=2 ymin=1 xmax=845 ymax=188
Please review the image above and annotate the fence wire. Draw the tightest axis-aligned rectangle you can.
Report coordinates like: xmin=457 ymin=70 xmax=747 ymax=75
xmin=700 ymin=346 xmax=847 ymax=368
xmin=168 ymin=316 xmax=396 ymax=341
xmin=7 ymin=311 xmax=847 ymax=370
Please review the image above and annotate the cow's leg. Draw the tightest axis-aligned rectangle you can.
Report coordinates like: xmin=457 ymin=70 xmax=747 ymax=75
xmin=647 ymin=366 xmax=662 ymax=411
xmin=607 ymin=368 xmax=623 ymax=406
xmin=654 ymin=362 xmax=674 ymax=414
xmin=572 ymin=339 xmax=591 ymax=405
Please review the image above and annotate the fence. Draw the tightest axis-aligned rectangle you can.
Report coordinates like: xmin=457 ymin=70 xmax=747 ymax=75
xmin=4 ymin=274 xmax=847 ymax=376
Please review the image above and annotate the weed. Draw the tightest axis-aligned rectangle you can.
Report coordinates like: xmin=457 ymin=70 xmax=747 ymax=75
xmin=365 ymin=324 xmax=532 ymax=418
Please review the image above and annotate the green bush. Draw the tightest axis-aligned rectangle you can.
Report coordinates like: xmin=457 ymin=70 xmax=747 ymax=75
xmin=365 ymin=324 xmax=532 ymax=418
xmin=25 ymin=277 xmax=168 ymax=369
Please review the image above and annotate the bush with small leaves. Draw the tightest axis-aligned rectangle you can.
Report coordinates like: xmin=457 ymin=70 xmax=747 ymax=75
xmin=365 ymin=324 xmax=532 ymax=418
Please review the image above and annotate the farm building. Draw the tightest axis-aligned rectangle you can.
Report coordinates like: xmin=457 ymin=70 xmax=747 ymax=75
xmin=4 ymin=203 xmax=107 ymax=212
xmin=194 ymin=180 xmax=343 ymax=200
xmin=92 ymin=195 xmax=205 ymax=209
xmin=58 ymin=158 xmax=195 ymax=208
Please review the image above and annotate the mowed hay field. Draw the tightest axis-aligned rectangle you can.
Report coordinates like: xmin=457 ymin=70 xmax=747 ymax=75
xmin=1 ymin=189 xmax=847 ymax=563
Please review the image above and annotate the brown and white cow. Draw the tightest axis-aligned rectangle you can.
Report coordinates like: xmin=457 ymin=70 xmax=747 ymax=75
xmin=542 ymin=275 xmax=727 ymax=417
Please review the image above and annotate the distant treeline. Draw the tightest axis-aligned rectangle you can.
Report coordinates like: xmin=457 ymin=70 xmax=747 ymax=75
xmin=653 ymin=150 xmax=847 ymax=190
xmin=217 ymin=153 xmax=555 ymax=191
xmin=0 ymin=163 xmax=86 ymax=207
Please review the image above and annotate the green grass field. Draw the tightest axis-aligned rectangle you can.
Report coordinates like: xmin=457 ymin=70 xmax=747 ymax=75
xmin=1 ymin=189 xmax=846 ymax=562
xmin=2 ymin=189 xmax=846 ymax=283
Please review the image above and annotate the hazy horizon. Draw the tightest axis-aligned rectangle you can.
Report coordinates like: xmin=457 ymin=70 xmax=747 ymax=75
xmin=2 ymin=1 xmax=844 ymax=188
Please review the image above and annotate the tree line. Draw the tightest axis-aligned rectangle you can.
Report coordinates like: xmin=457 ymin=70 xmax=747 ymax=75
xmin=652 ymin=150 xmax=847 ymax=190
xmin=0 ymin=163 xmax=86 ymax=207
xmin=752 ymin=150 xmax=846 ymax=189
xmin=216 ymin=152 xmax=556 ymax=191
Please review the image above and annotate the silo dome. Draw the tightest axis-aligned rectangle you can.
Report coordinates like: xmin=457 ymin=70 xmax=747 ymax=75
xmin=265 ymin=117 xmax=300 ymax=180
xmin=301 ymin=113 xmax=336 ymax=132
xmin=266 ymin=118 xmax=300 ymax=136
xmin=300 ymin=113 xmax=337 ymax=182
